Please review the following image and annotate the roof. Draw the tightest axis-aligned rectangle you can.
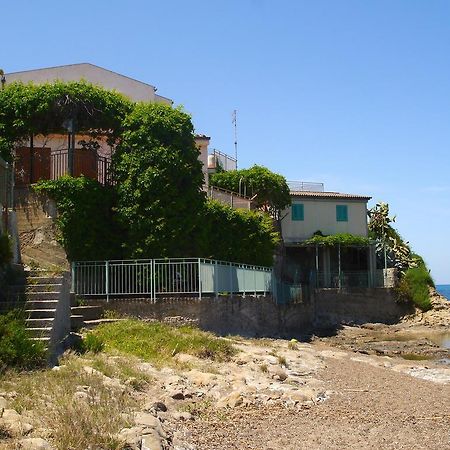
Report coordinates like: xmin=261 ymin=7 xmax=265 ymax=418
xmin=290 ymin=191 xmax=372 ymax=201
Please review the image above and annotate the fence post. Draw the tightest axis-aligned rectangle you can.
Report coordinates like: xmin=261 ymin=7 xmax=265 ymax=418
xmin=71 ymin=263 xmax=75 ymax=293
xmin=151 ymin=259 xmax=155 ymax=303
xmin=105 ymin=261 xmax=110 ymax=303
xmin=229 ymin=262 xmax=233 ymax=298
xmin=254 ymin=268 xmax=257 ymax=297
xmin=198 ymin=258 xmax=202 ymax=299
xmin=214 ymin=260 xmax=218 ymax=300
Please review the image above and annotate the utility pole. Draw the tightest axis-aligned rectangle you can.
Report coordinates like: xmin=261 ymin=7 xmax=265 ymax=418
xmin=232 ymin=109 xmax=238 ymax=169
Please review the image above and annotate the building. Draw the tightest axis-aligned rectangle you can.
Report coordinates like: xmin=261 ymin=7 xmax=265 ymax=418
xmin=280 ymin=182 xmax=378 ymax=289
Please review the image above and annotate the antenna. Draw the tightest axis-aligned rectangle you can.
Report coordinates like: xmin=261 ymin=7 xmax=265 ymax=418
xmin=232 ymin=109 xmax=238 ymax=169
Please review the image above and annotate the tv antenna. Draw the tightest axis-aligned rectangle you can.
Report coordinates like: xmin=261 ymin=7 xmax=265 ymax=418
xmin=232 ymin=109 xmax=238 ymax=169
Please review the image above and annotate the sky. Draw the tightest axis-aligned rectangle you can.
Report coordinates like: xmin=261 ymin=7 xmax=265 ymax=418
xmin=2 ymin=0 xmax=450 ymax=283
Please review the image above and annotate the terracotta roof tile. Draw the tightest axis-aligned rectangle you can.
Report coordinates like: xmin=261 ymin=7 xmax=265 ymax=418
xmin=290 ymin=191 xmax=371 ymax=201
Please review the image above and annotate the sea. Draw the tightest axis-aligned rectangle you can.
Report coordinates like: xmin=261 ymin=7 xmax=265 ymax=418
xmin=436 ymin=285 xmax=450 ymax=301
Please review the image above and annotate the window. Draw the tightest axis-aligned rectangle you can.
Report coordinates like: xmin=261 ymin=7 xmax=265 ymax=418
xmin=292 ymin=203 xmax=304 ymax=221
xmin=336 ymin=205 xmax=348 ymax=222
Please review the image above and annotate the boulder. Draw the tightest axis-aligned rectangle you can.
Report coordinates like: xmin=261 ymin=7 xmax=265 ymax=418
xmin=141 ymin=430 xmax=163 ymax=450
xmin=217 ymin=391 xmax=244 ymax=408
xmin=18 ymin=438 xmax=54 ymax=450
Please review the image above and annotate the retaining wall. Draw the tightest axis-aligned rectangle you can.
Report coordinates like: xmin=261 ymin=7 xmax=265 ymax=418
xmin=90 ymin=287 xmax=412 ymax=337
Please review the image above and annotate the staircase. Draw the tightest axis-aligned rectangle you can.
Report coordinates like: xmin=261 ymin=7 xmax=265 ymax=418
xmin=7 ymin=270 xmax=71 ymax=352
xmin=14 ymin=188 xmax=69 ymax=271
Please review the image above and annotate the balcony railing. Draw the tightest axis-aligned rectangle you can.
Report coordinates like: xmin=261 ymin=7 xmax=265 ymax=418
xmin=287 ymin=181 xmax=324 ymax=192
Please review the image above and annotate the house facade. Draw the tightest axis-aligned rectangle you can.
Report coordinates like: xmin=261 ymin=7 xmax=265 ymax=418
xmin=5 ymin=63 xmax=217 ymax=188
xmin=281 ymin=190 xmax=371 ymax=244
xmin=280 ymin=186 xmax=378 ymax=289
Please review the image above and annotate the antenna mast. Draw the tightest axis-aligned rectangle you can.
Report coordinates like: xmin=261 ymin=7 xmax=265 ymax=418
xmin=232 ymin=109 xmax=238 ymax=169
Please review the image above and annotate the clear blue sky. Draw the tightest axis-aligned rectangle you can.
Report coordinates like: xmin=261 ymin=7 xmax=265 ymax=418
xmin=3 ymin=0 xmax=450 ymax=283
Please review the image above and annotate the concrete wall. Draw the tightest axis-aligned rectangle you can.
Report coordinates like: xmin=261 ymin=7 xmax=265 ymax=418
xmin=6 ymin=63 xmax=172 ymax=104
xmin=312 ymin=288 xmax=414 ymax=329
xmin=281 ymin=197 xmax=368 ymax=243
xmin=93 ymin=296 xmax=314 ymax=338
xmin=194 ymin=137 xmax=210 ymax=187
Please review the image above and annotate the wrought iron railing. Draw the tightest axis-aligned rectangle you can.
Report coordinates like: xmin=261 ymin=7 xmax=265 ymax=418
xmin=211 ymin=149 xmax=237 ymax=171
xmin=50 ymin=150 xmax=111 ymax=185
xmin=71 ymin=258 xmax=272 ymax=301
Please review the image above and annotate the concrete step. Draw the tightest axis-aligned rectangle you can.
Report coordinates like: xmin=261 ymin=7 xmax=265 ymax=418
xmin=83 ymin=318 xmax=124 ymax=329
xmin=25 ymin=309 xmax=56 ymax=319
xmin=27 ymin=276 xmax=64 ymax=285
xmin=9 ymin=283 xmax=63 ymax=293
xmin=71 ymin=314 xmax=85 ymax=331
xmin=26 ymin=317 xmax=55 ymax=328
xmin=25 ymin=299 xmax=59 ymax=309
xmin=27 ymin=327 xmax=52 ymax=338
xmin=30 ymin=336 xmax=51 ymax=346
xmin=71 ymin=306 xmax=103 ymax=322
xmin=25 ymin=292 xmax=61 ymax=301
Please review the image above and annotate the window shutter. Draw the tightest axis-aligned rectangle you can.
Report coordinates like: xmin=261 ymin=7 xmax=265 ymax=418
xmin=336 ymin=205 xmax=348 ymax=222
xmin=292 ymin=204 xmax=304 ymax=221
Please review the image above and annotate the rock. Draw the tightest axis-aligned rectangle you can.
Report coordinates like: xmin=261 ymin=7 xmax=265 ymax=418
xmin=0 ymin=415 xmax=34 ymax=437
xmin=18 ymin=437 xmax=54 ymax=450
xmin=286 ymin=388 xmax=316 ymax=404
xmin=170 ymin=391 xmax=185 ymax=400
xmin=217 ymin=391 xmax=243 ymax=408
xmin=134 ymin=412 xmax=160 ymax=429
xmin=0 ymin=396 xmax=7 ymax=410
xmin=118 ymin=426 xmax=144 ymax=448
xmin=141 ymin=430 xmax=163 ymax=450
xmin=172 ymin=411 xmax=193 ymax=421
xmin=271 ymin=367 xmax=288 ymax=381
xmin=145 ymin=401 xmax=167 ymax=413
xmin=72 ymin=391 xmax=89 ymax=402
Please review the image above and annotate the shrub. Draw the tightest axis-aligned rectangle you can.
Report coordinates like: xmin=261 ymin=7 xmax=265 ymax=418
xmin=396 ymin=265 xmax=434 ymax=311
xmin=0 ymin=233 xmax=12 ymax=266
xmin=0 ymin=311 xmax=47 ymax=370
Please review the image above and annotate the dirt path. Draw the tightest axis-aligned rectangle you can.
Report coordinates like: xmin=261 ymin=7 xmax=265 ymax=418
xmin=176 ymin=350 xmax=450 ymax=450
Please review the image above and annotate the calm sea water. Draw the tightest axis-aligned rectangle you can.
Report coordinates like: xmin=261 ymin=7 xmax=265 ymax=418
xmin=436 ymin=285 xmax=450 ymax=301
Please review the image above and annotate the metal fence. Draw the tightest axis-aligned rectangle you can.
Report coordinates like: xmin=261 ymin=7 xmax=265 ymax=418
xmin=211 ymin=149 xmax=237 ymax=171
xmin=51 ymin=150 xmax=111 ymax=185
xmin=72 ymin=258 xmax=273 ymax=301
xmin=287 ymin=181 xmax=324 ymax=192
xmin=207 ymin=186 xmax=252 ymax=210
xmin=315 ymin=270 xmax=383 ymax=288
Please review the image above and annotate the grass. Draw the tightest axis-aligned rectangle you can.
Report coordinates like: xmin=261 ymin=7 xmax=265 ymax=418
xmin=84 ymin=319 xmax=236 ymax=366
xmin=0 ymin=352 xmax=138 ymax=450
xmin=400 ymin=353 xmax=431 ymax=361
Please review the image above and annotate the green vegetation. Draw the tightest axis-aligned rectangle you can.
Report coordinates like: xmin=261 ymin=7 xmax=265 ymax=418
xmin=85 ymin=319 xmax=236 ymax=366
xmin=368 ymin=202 xmax=434 ymax=311
xmin=112 ymin=103 xmax=205 ymax=258
xmin=80 ymin=332 xmax=105 ymax=354
xmin=0 ymin=81 xmax=131 ymax=161
xmin=34 ymin=176 xmax=121 ymax=261
xmin=303 ymin=232 xmax=370 ymax=247
xmin=210 ymin=165 xmax=291 ymax=220
xmin=199 ymin=200 xmax=279 ymax=266
xmin=395 ymin=264 xmax=434 ymax=311
xmin=0 ymin=311 xmax=47 ymax=371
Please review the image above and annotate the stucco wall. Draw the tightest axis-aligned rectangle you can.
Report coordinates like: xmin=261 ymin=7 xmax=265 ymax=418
xmin=194 ymin=137 xmax=210 ymax=187
xmin=281 ymin=197 xmax=368 ymax=243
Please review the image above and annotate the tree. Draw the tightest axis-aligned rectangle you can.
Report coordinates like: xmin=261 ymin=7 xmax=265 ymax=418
xmin=367 ymin=202 xmax=416 ymax=273
xmin=112 ymin=103 xmax=206 ymax=258
xmin=210 ymin=165 xmax=291 ymax=220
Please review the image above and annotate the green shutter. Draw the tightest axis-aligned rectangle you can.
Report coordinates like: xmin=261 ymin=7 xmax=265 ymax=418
xmin=292 ymin=204 xmax=304 ymax=221
xmin=336 ymin=205 xmax=348 ymax=222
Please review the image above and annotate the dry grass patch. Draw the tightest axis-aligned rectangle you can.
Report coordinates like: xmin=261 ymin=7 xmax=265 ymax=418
xmin=0 ymin=352 xmax=139 ymax=450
